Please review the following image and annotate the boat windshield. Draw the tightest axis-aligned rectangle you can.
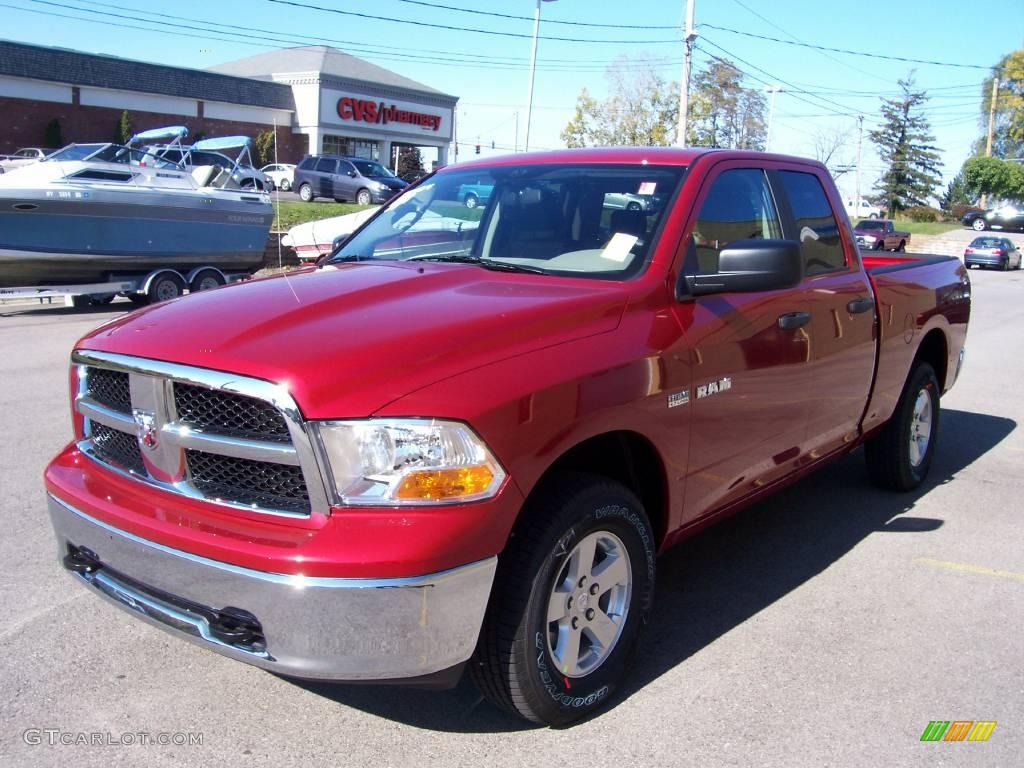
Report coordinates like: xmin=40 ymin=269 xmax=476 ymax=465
xmin=45 ymin=143 xmax=174 ymax=167
xmin=45 ymin=144 xmax=110 ymax=162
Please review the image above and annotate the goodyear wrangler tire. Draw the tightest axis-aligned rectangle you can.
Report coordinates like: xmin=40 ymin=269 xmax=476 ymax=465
xmin=865 ymin=362 xmax=940 ymax=491
xmin=470 ymin=473 xmax=656 ymax=726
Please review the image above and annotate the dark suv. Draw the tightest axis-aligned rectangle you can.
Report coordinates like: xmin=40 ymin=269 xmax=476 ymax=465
xmin=294 ymin=155 xmax=408 ymax=205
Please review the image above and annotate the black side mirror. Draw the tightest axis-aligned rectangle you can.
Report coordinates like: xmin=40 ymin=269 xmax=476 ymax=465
xmin=681 ymin=239 xmax=803 ymax=298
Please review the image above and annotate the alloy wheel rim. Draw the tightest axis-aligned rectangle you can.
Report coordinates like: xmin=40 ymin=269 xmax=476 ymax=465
xmin=909 ymin=389 xmax=933 ymax=467
xmin=545 ymin=530 xmax=632 ymax=678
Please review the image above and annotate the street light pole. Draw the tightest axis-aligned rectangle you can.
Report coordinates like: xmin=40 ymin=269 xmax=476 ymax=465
xmin=525 ymin=0 xmax=555 ymax=152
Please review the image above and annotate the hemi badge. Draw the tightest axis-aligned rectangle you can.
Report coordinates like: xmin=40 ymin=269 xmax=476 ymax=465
xmin=668 ymin=391 xmax=690 ymax=408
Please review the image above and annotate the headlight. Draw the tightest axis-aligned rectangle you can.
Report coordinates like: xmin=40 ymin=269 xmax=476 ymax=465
xmin=374 ymin=181 xmax=390 ymax=191
xmin=313 ymin=419 xmax=506 ymax=506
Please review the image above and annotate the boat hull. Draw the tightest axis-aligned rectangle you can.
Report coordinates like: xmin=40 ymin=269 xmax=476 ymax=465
xmin=0 ymin=184 xmax=273 ymax=287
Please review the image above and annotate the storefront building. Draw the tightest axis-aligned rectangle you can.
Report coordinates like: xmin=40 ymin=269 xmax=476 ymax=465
xmin=0 ymin=41 xmax=456 ymax=168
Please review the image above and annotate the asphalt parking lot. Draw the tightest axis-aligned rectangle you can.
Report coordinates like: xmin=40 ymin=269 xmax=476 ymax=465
xmin=1 ymin=264 xmax=1021 ymax=767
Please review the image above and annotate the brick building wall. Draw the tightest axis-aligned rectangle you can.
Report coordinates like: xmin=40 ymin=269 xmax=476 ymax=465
xmin=0 ymin=97 xmax=307 ymax=164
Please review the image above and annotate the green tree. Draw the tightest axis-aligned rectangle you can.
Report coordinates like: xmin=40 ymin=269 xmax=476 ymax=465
xmin=939 ymin=170 xmax=973 ymax=211
xmin=396 ymin=146 xmax=424 ymax=178
xmin=561 ymin=57 xmax=678 ymax=147
xmin=116 ymin=110 xmax=133 ymax=144
xmin=963 ymin=156 xmax=1024 ymax=201
xmin=976 ymin=49 xmax=1024 ymax=159
xmin=869 ymin=76 xmax=943 ymax=215
xmin=688 ymin=59 xmax=767 ymax=150
xmin=252 ymin=129 xmax=275 ymax=168
xmin=43 ymin=118 xmax=63 ymax=148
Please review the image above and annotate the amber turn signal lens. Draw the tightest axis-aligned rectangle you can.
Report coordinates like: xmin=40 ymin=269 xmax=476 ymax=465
xmin=395 ymin=465 xmax=496 ymax=501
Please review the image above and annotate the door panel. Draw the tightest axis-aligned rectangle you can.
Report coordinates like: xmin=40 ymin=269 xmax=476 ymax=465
xmin=773 ymin=169 xmax=875 ymax=458
xmin=672 ymin=164 xmax=814 ymax=524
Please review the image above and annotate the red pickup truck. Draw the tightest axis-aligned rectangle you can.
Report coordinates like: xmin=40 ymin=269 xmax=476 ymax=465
xmin=45 ymin=148 xmax=970 ymax=726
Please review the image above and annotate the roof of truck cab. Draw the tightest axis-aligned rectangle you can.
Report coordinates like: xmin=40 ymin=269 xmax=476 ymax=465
xmin=446 ymin=146 xmax=825 ymax=170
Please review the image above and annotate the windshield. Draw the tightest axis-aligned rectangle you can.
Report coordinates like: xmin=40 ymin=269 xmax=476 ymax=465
xmin=856 ymin=220 xmax=884 ymax=231
xmin=332 ymin=163 xmax=685 ymax=280
xmin=353 ymin=160 xmax=395 ymax=178
xmin=45 ymin=144 xmax=109 ymax=162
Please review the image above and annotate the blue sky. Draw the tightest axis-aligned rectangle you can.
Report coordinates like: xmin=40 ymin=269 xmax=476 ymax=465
xmin=5 ymin=0 xmax=1022 ymax=200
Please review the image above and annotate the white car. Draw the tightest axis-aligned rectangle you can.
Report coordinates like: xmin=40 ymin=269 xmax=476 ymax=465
xmin=282 ymin=207 xmax=380 ymax=261
xmin=843 ymin=198 xmax=881 ymax=219
xmin=0 ymin=147 xmax=49 ymax=174
xmin=260 ymin=163 xmax=296 ymax=192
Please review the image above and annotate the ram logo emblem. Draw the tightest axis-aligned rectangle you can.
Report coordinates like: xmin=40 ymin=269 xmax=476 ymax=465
xmin=696 ymin=377 xmax=732 ymax=400
xmin=132 ymin=409 xmax=159 ymax=451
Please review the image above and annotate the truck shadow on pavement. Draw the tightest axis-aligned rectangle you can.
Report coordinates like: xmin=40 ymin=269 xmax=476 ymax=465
xmin=288 ymin=408 xmax=1014 ymax=732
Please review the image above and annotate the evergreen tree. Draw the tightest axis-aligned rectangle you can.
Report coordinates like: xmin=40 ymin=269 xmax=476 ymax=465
xmin=869 ymin=76 xmax=943 ymax=214
xmin=116 ymin=110 xmax=133 ymax=144
xmin=43 ymin=118 xmax=63 ymax=148
xmin=396 ymin=146 xmax=424 ymax=178
xmin=940 ymin=171 xmax=973 ymax=211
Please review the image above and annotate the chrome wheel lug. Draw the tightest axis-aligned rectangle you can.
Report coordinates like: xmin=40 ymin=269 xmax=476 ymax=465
xmin=585 ymin=608 xmax=595 ymax=621
xmin=589 ymin=583 xmax=599 ymax=595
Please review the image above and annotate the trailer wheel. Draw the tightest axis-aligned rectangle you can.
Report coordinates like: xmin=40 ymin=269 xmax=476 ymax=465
xmin=190 ymin=269 xmax=225 ymax=293
xmin=470 ymin=473 xmax=655 ymax=726
xmin=865 ymin=362 xmax=940 ymax=491
xmin=147 ymin=272 xmax=185 ymax=304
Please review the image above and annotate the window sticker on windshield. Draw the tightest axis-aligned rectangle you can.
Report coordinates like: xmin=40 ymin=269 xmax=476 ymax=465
xmin=601 ymin=233 xmax=638 ymax=262
xmin=638 ymin=181 xmax=657 ymax=195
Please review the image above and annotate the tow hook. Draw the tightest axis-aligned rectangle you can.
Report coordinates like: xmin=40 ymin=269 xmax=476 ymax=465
xmin=209 ymin=607 xmax=263 ymax=647
xmin=63 ymin=545 xmax=102 ymax=575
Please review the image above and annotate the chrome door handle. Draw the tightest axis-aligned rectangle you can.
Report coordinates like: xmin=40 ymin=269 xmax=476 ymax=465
xmin=778 ymin=311 xmax=811 ymax=330
xmin=847 ymin=297 xmax=875 ymax=314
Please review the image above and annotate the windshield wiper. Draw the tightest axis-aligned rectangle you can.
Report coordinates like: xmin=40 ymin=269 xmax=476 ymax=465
xmin=405 ymin=254 xmax=548 ymax=274
xmin=323 ymin=253 xmax=366 ymax=265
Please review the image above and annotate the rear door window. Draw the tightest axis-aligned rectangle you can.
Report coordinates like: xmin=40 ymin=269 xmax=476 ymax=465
xmin=777 ymin=171 xmax=847 ymax=275
xmin=315 ymin=158 xmax=337 ymax=174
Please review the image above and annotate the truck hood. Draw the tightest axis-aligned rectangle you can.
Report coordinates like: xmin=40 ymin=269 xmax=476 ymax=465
xmin=78 ymin=263 xmax=628 ymax=417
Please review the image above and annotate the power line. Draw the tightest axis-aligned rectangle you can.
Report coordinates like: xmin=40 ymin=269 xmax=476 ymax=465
xmin=392 ymin=0 xmax=680 ymax=30
xmin=264 ymin=0 xmax=682 ymax=45
xmin=700 ymin=22 xmax=991 ymax=71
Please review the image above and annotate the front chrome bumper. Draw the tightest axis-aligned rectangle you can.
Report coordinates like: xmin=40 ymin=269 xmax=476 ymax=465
xmin=47 ymin=494 xmax=496 ymax=681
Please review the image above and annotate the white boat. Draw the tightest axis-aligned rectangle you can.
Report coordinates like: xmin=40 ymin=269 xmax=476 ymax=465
xmin=0 ymin=127 xmax=273 ymax=288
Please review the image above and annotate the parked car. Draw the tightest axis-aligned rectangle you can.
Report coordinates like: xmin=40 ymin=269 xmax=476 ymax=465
xmin=854 ymin=219 xmax=910 ymax=251
xmin=843 ymin=198 xmax=882 ymax=219
xmin=0 ymin=147 xmax=51 ymax=174
xmin=281 ymin=206 xmax=380 ymax=261
xmin=963 ymin=236 xmax=1022 ymax=270
xmin=604 ymin=191 xmax=657 ymax=211
xmin=456 ymin=180 xmax=493 ymax=208
xmin=294 ymin=155 xmax=408 ymax=204
xmin=260 ymin=163 xmax=296 ymax=192
xmin=142 ymin=144 xmax=269 ymax=190
xmin=962 ymin=205 xmax=1024 ymax=232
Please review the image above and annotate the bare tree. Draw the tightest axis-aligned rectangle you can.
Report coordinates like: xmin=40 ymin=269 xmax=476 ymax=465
xmin=812 ymin=125 xmax=855 ymax=178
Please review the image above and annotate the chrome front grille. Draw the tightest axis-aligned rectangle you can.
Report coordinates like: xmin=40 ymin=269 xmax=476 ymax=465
xmin=174 ymin=383 xmax=292 ymax=443
xmin=91 ymin=422 xmax=145 ymax=474
xmin=85 ymin=367 xmax=131 ymax=413
xmin=186 ymin=450 xmax=310 ymax=514
xmin=73 ymin=351 xmax=329 ymax=519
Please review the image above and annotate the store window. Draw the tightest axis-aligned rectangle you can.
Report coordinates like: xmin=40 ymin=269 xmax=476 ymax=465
xmin=322 ymin=135 xmax=379 ymax=160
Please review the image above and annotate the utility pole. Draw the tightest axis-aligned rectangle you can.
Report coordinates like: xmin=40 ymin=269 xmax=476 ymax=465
xmin=676 ymin=0 xmax=697 ymax=147
xmin=981 ymin=75 xmax=1000 ymax=208
xmin=855 ymin=115 xmax=864 ymax=214
xmin=765 ymin=86 xmax=781 ymax=151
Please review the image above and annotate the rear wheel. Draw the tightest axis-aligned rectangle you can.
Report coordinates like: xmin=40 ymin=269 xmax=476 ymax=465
xmin=470 ymin=473 xmax=656 ymax=726
xmin=189 ymin=268 xmax=225 ymax=293
xmin=298 ymin=183 xmax=314 ymax=202
xmin=972 ymin=218 xmax=987 ymax=231
xmin=281 ymin=179 xmax=292 ymax=191
xmin=865 ymin=362 xmax=940 ymax=491
xmin=896 ymin=240 xmax=906 ymax=252
xmin=464 ymin=193 xmax=479 ymax=209
xmin=147 ymin=272 xmax=186 ymax=304
xmin=128 ymin=294 xmax=149 ymax=306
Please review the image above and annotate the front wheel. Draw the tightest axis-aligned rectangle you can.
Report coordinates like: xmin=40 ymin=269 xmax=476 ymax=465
xmin=972 ymin=218 xmax=987 ymax=231
xmin=874 ymin=240 xmax=885 ymax=250
xmin=896 ymin=240 xmax=906 ymax=252
xmin=470 ymin=474 xmax=656 ymax=726
xmin=281 ymin=179 xmax=292 ymax=191
xmin=865 ymin=362 xmax=940 ymax=491
xmin=356 ymin=188 xmax=372 ymax=206
xmin=147 ymin=272 xmax=186 ymax=304
xmin=464 ymin=193 xmax=478 ymax=209
xmin=298 ymin=183 xmax=314 ymax=202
